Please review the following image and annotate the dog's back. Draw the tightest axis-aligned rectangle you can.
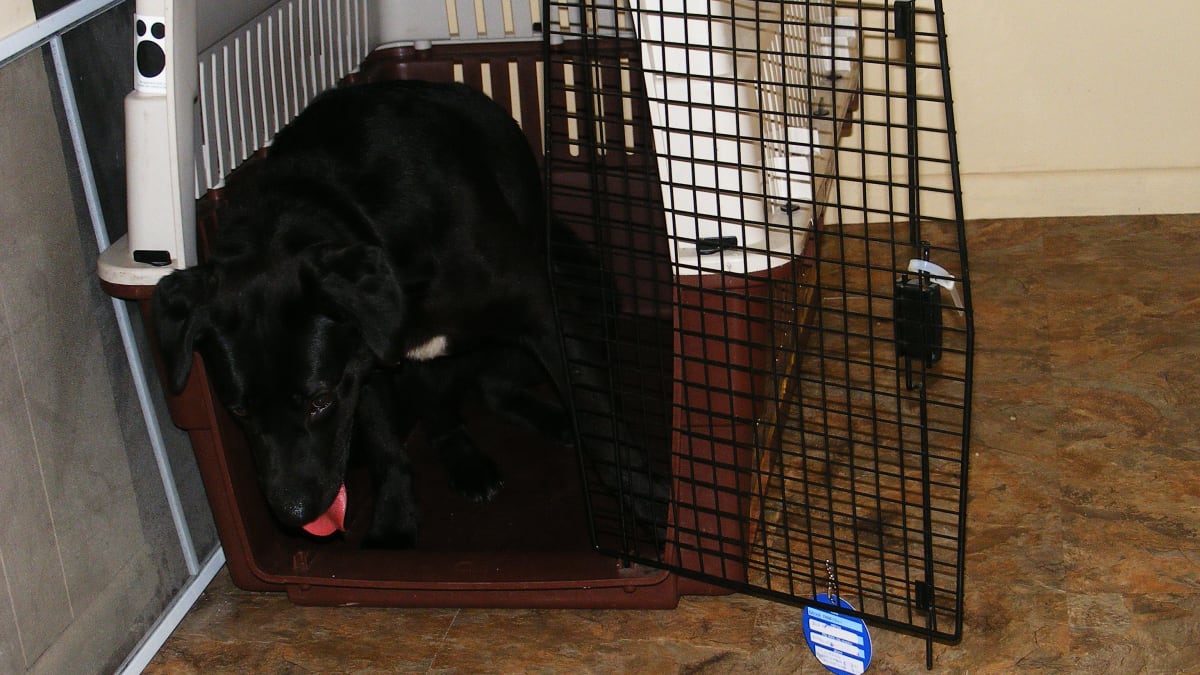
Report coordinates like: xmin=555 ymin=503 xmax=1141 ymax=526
xmin=214 ymin=81 xmax=547 ymax=275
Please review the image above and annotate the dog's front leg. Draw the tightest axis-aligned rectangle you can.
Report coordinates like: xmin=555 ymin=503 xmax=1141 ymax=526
xmin=419 ymin=375 xmax=504 ymax=503
xmin=356 ymin=371 xmax=421 ymax=549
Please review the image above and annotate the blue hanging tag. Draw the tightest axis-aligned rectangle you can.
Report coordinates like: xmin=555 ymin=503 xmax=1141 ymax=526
xmin=803 ymin=594 xmax=873 ymax=675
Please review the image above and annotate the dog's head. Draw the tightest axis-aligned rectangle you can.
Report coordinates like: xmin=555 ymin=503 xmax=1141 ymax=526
xmin=153 ymin=242 xmax=407 ymax=532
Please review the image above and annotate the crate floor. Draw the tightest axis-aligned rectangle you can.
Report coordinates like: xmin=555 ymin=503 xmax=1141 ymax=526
xmin=147 ymin=214 xmax=1200 ymax=673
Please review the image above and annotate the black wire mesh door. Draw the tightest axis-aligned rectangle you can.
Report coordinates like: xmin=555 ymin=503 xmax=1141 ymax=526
xmin=543 ymin=0 xmax=972 ymax=656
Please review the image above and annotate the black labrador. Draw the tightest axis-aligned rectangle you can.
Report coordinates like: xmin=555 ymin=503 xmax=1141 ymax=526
xmin=152 ymin=80 xmax=665 ymax=547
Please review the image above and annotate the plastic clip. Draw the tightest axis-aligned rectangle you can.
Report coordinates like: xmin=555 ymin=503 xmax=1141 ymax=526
xmin=907 ymin=258 xmax=964 ymax=316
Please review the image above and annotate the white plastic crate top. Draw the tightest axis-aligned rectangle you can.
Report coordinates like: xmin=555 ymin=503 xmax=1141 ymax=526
xmin=627 ymin=0 xmax=846 ymax=276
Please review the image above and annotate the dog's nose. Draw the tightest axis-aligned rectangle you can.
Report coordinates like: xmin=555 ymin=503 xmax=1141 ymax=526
xmin=282 ymin=502 xmax=307 ymax=523
xmin=274 ymin=493 xmax=319 ymax=529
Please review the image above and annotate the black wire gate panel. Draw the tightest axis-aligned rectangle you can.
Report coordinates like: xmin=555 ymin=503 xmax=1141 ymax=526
xmin=542 ymin=0 xmax=972 ymax=662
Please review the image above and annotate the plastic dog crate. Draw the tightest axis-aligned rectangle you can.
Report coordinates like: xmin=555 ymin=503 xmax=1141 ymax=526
xmin=101 ymin=5 xmax=975 ymax=664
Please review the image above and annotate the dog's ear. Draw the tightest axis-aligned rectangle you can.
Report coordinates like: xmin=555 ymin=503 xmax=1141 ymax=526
xmin=306 ymin=244 xmax=407 ymax=363
xmin=152 ymin=267 xmax=212 ymax=393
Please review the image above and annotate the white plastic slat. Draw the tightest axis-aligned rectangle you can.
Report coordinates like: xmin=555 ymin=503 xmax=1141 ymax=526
xmin=265 ymin=13 xmax=284 ymax=143
xmin=280 ymin=3 xmax=297 ymax=119
xmin=204 ymin=53 xmax=228 ymax=186
xmin=353 ymin=0 xmax=364 ymax=63
xmin=305 ymin=0 xmax=322 ymax=96
xmin=322 ymin=0 xmax=335 ymax=88
xmin=291 ymin=2 xmax=309 ymax=112
xmin=254 ymin=22 xmax=272 ymax=150
xmin=501 ymin=0 xmax=515 ymax=34
xmin=332 ymin=0 xmax=345 ymax=81
xmin=316 ymin=0 xmax=331 ymax=91
xmin=233 ymin=34 xmax=255 ymax=159
xmin=482 ymin=0 xmax=506 ymax=37
xmin=507 ymin=60 xmax=523 ymax=128
xmin=239 ymin=29 xmax=257 ymax=153
xmin=329 ymin=2 xmax=341 ymax=84
xmin=274 ymin=5 xmax=294 ymax=125
xmin=219 ymin=46 xmax=240 ymax=179
xmin=198 ymin=54 xmax=217 ymax=192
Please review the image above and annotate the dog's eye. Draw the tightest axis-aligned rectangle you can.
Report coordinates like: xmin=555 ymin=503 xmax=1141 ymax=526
xmin=308 ymin=392 xmax=335 ymax=420
xmin=227 ymin=404 xmax=248 ymax=418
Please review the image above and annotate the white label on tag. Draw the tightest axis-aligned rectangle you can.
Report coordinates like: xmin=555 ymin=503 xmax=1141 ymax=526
xmin=803 ymin=594 xmax=873 ymax=675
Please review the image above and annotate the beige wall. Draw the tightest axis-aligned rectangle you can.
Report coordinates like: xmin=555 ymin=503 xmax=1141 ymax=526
xmin=0 ymin=1 xmax=34 ymax=40
xmin=943 ymin=1 xmax=1200 ymax=218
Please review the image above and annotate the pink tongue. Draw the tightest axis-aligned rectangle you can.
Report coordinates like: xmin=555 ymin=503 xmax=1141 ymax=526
xmin=301 ymin=483 xmax=347 ymax=537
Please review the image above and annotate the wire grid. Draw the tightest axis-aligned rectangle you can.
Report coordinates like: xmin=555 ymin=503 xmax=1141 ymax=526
xmin=544 ymin=0 xmax=971 ymax=643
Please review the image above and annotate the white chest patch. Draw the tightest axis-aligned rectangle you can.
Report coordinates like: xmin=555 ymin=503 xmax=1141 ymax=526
xmin=406 ymin=335 xmax=449 ymax=361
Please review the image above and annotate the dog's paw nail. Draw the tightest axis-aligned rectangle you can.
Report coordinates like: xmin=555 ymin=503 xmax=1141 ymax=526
xmin=484 ymin=480 xmax=504 ymax=502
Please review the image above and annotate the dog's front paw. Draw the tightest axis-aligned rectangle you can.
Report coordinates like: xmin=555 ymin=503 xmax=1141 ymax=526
xmin=364 ymin=466 xmax=420 ymax=549
xmin=448 ymin=452 xmax=504 ymax=503
xmin=433 ymin=431 xmax=504 ymax=503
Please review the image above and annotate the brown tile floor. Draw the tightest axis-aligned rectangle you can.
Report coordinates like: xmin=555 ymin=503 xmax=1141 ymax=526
xmin=147 ymin=214 xmax=1200 ymax=673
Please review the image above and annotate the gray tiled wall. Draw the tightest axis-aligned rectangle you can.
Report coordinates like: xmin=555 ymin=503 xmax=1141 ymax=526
xmin=0 ymin=4 xmax=217 ymax=672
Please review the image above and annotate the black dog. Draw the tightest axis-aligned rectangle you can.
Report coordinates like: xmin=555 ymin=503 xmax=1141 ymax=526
xmin=153 ymin=80 xmax=665 ymax=547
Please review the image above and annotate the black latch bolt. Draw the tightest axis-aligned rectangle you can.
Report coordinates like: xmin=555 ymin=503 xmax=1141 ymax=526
xmin=894 ymin=275 xmax=943 ymax=365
